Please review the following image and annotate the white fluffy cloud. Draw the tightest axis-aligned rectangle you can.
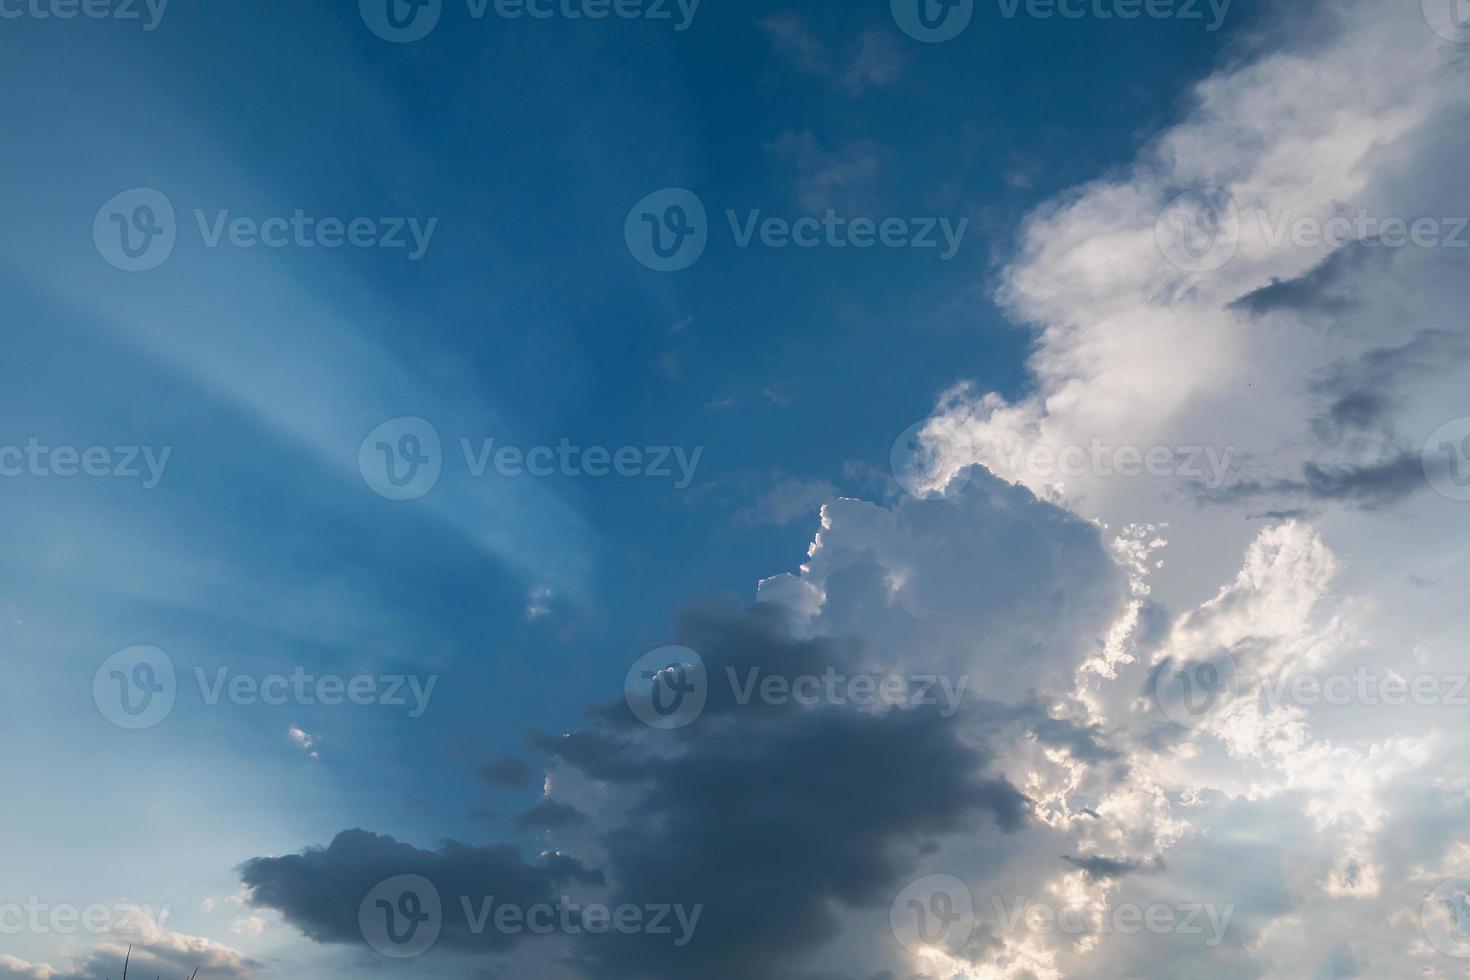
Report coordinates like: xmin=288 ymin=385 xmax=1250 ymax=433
xmin=850 ymin=0 xmax=1470 ymax=974
xmin=226 ymin=2 xmax=1470 ymax=976
xmin=0 ymin=923 xmax=259 ymax=980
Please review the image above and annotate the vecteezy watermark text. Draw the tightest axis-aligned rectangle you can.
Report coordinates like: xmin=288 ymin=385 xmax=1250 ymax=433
xmin=94 ymin=188 xmax=437 ymax=272
xmin=888 ymin=874 xmax=1233 ymax=957
xmin=358 ymin=875 xmax=702 ymax=958
xmin=994 ymin=0 xmax=1230 ymax=30
xmin=0 ymin=900 xmax=171 ymax=941
xmin=0 ymin=439 xmax=171 ymax=488
xmin=193 ymin=667 xmax=437 ymax=718
xmin=358 ymin=417 xmax=703 ymax=500
xmin=359 ymin=0 xmax=700 ymax=43
xmin=889 ymin=420 xmax=1235 ymax=499
xmin=1153 ymin=652 xmax=1470 ymax=728
xmin=623 ymin=647 xmax=970 ymax=729
xmin=889 ymin=0 xmax=1229 ymax=44
xmin=625 ymin=188 xmax=970 ymax=272
xmin=93 ymin=646 xmax=438 ymax=730
xmin=727 ymin=667 xmax=969 ymax=718
xmin=988 ymin=894 xmax=1234 ymax=946
xmin=1156 ymin=187 xmax=1470 ymax=272
xmin=0 ymin=0 xmax=168 ymax=29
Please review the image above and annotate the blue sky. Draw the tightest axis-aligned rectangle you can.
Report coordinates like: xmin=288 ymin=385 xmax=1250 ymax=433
xmin=9 ymin=1 xmax=1470 ymax=978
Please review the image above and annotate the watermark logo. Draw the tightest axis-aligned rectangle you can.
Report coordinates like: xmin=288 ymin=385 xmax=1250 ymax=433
xmin=360 ymin=419 xmax=704 ymax=499
xmin=891 ymin=0 xmax=974 ymax=43
xmin=990 ymin=895 xmax=1233 ymax=945
xmin=624 ymin=646 xmax=707 ymax=729
xmin=94 ymin=650 xmax=438 ymax=728
xmin=727 ymin=210 xmax=969 ymax=260
xmin=890 ymin=424 xmax=1233 ymax=498
xmin=1156 ymin=186 xmax=1239 ymax=273
xmin=0 ymin=440 xmax=172 ymax=487
xmin=94 ymin=188 xmax=176 ymax=273
xmin=361 ymin=0 xmax=699 ymax=41
xmin=995 ymin=0 xmax=1230 ymax=30
xmin=891 ymin=421 xmax=974 ymax=499
xmin=0 ymin=0 xmax=168 ymax=30
xmin=360 ymin=0 xmax=443 ymax=42
xmin=1423 ymin=417 xmax=1470 ymax=502
xmin=1158 ymin=192 xmax=1470 ymax=272
xmin=626 ymin=188 xmax=708 ymax=272
xmin=890 ymin=874 xmax=975 ymax=956
xmin=93 ymin=646 xmax=176 ymax=730
xmin=360 ymin=875 xmax=442 ymax=958
xmin=1157 ymin=657 xmax=1470 ymax=725
xmin=1152 ymin=651 xmax=1242 ymax=728
xmin=194 ymin=666 xmax=438 ymax=717
xmin=94 ymin=189 xmax=437 ymax=272
xmin=359 ymin=417 xmax=443 ymax=501
xmin=358 ymin=877 xmax=700 ymax=953
xmin=1423 ymin=876 xmax=1470 ymax=958
xmin=459 ymin=437 xmax=702 ymax=487
xmin=1423 ymin=0 xmax=1470 ymax=43
xmin=727 ymin=667 xmax=969 ymax=717
xmin=626 ymin=189 xmax=971 ymax=271
xmin=0 ymin=901 xmax=172 ymax=941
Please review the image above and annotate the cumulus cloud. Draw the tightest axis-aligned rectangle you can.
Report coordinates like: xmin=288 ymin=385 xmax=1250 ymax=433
xmin=232 ymin=1 xmax=1470 ymax=976
xmin=0 ymin=926 xmax=259 ymax=980
xmin=240 ymin=830 xmax=603 ymax=953
xmin=238 ymin=471 xmax=1130 ymax=978
xmin=913 ymin=0 xmax=1470 ymax=537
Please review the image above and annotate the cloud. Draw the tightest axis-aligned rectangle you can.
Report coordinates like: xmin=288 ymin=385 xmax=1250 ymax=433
xmin=1060 ymin=853 xmax=1163 ymax=880
xmin=766 ymin=131 xmax=884 ymax=212
xmin=1308 ymin=330 xmax=1469 ymax=443
xmin=758 ymin=13 xmax=832 ymax=77
xmin=558 ymin=603 xmax=1033 ymax=980
xmin=227 ymin=2 xmax=1470 ymax=977
xmin=1229 ymin=241 xmax=1383 ymax=317
xmin=515 ymin=798 xmax=589 ymax=832
xmin=479 ymin=756 xmax=536 ymax=789
xmin=758 ymin=467 xmax=1129 ymax=702
xmin=735 ymin=475 xmax=838 ymax=526
xmin=1196 ymin=452 xmax=1429 ymax=510
xmin=758 ymin=14 xmax=905 ymax=96
xmin=237 ymin=471 xmax=1131 ymax=978
xmin=0 ymin=927 xmax=259 ymax=980
xmin=913 ymin=0 xmax=1469 ymax=535
xmin=287 ymin=725 xmax=319 ymax=759
xmin=240 ymin=830 xmax=603 ymax=953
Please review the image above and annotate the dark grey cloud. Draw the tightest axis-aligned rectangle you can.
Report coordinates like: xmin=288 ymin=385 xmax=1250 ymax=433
xmin=515 ymin=798 xmax=589 ymax=832
xmin=1246 ymin=508 xmax=1313 ymax=521
xmin=1197 ymin=452 xmax=1427 ymax=511
xmin=977 ymin=698 xmax=1122 ymax=764
xmin=239 ymin=829 xmax=602 ymax=953
xmin=1196 ymin=330 xmax=1466 ymax=513
xmin=551 ymin=601 xmax=1029 ymax=980
xmin=1230 ymin=242 xmax=1384 ymax=318
xmin=239 ymin=600 xmax=1033 ymax=979
xmin=1309 ymin=330 xmax=1468 ymax=443
xmin=1061 ymin=853 xmax=1164 ymax=881
xmin=478 ymin=756 xmax=535 ymax=789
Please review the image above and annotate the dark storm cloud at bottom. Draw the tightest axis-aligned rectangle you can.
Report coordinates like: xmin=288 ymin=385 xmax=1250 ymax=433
xmin=238 ymin=590 xmax=1050 ymax=977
